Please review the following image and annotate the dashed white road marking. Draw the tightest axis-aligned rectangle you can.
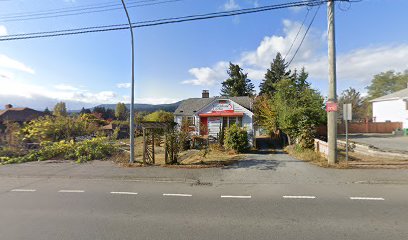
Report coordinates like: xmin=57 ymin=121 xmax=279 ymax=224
xmin=163 ymin=193 xmax=192 ymax=197
xmin=58 ymin=190 xmax=85 ymax=193
xmin=221 ymin=195 xmax=252 ymax=199
xmin=11 ymin=189 xmax=36 ymax=192
xmin=283 ymin=195 xmax=316 ymax=199
xmin=350 ymin=197 xmax=385 ymax=201
xmin=110 ymin=192 xmax=138 ymax=195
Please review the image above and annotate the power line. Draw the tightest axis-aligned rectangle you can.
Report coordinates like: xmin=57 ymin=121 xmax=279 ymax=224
xmin=0 ymin=0 xmax=183 ymax=23
xmin=283 ymin=7 xmax=310 ymax=61
xmin=287 ymin=4 xmax=321 ymax=67
xmin=0 ymin=0 xmax=349 ymax=42
xmin=0 ymin=0 xmax=162 ymax=18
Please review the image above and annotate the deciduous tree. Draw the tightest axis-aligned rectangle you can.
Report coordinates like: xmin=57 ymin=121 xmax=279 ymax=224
xmin=53 ymin=102 xmax=67 ymax=117
xmin=366 ymin=70 xmax=408 ymax=99
xmin=115 ymin=102 xmax=128 ymax=120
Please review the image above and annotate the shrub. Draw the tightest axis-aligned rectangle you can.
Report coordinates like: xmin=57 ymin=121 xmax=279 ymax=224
xmin=1 ymin=137 xmax=117 ymax=165
xmin=224 ymin=124 xmax=249 ymax=153
xmin=73 ymin=137 xmax=116 ymax=162
xmin=20 ymin=115 xmax=99 ymax=143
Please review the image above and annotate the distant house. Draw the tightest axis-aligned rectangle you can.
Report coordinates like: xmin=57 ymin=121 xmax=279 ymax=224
xmin=370 ymin=86 xmax=408 ymax=129
xmin=0 ymin=104 xmax=45 ymax=143
xmin=174 ymin=90 xmax=254 ymax=144
xmin=0 ymin=104 xmax=45 ymax=124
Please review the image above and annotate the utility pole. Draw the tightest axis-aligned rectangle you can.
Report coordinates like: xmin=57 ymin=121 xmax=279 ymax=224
xmin=327 ymin=0 xmax=337 ymax=164
xmin=119 ymin=0 xmax=135 ymax=163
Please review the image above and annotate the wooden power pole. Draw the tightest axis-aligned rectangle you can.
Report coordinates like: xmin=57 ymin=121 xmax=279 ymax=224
xmin=327 ymin=0 xmax=338 ymax=164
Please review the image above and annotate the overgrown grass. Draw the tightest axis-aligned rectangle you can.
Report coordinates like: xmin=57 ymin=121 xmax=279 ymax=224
xmin=284 ymin=144 xmax=349 ymax=168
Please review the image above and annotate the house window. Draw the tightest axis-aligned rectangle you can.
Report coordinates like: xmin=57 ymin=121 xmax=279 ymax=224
xmin=228 ymin=117 xmax=236 ymax=127
xmin=222 ymin=116 xmax=243 ymax=128
xmin=237 ymin=117 xmax=243 ymax=127
xmin=183 ymin=116 xmax=195 ymax=126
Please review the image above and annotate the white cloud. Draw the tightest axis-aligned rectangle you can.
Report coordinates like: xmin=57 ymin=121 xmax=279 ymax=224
xmin=135 ymin=98 xmax=180 ymax=105
xmin=0 ymin=70 xmax=13 ymax=79
xmin=223 ymin=0 xmax=240 ymax=11
xmin=0 ymin=25 xmax=7 ymax=36
xmin=0 ymin=54 xmax=35 ymax=74
xmin=182 ymin=61 xmax=229 ymax=86
xmin=54 ymin=84 xmax=80 ymax=91
xmin=0 ymin=78 xmax=180 ymax=109
xmin=294 ymin=44 xmax=408 ymax=83
xmin=241 ymin=19 xmax=321 ymax=67
xmin=183 ymin=19 xmax=321 ymax=86
xmin=117 ymin=82 xmax=131 ymax=88
xmin=183 ymin=19 xmax=408 ymax=91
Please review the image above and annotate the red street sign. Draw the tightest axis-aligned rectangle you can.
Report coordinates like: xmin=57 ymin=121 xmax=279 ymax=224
xmin=326 ymin=101 xmax=338 ymax=112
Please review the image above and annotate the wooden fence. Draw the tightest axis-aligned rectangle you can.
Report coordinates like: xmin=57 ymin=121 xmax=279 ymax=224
xmin=317 ymin=122 xmax=403 ymax=136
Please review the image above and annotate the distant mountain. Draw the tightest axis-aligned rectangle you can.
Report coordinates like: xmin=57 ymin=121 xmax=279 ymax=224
xmin=93 ymin=101 xmax=182 ymax=113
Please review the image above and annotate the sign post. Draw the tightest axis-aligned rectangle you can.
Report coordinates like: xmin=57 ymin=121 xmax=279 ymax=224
xmin=343 ymin=103 xmax=352 ymax=163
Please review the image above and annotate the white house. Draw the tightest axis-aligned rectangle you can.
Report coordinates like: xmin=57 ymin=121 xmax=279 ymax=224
xmin=174 ymin=90 xmax=254 ymax=144
xmin=371 ymin=86 xmax=408 ymax=129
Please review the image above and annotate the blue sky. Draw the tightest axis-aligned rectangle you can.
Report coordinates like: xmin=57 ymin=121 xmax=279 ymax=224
xmin=0 ymin=0 xmax=407 ymax=110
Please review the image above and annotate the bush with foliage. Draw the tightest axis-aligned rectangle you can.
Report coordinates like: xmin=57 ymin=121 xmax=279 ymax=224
xmin=20 ymin=115 xmax=100 ymax=143
xmin=0 ymin=137 xmax=117 ymax=164
xmin=143 ymin=110 xmax=174 ymax=122
xmin=224 ymin=124 xmax=249 ymax=153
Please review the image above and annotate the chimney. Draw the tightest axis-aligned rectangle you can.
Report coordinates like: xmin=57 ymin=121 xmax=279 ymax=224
xmin=202 ymin=90 xmax=209 ymax=98
xmin=5 ymin=104 xmax=12 ymax=109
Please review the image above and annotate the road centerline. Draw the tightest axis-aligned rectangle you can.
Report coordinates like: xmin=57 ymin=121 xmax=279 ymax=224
xmin=163 ymin=193 xmax=192 ymax=197
xmin=350 ymin=197 xmax=385 ymax=201
xmin=221 ymin=195 xmax=252 ymax=199
xmin=11 ymin=189 xmax=37 ymax=192
xmin=283 ymin=195 xmax=316 ymax=199
xmin=58 ymin=190 xmax=85 ymax=193
xmin=110 ymin=191 xmax=138 ymax=195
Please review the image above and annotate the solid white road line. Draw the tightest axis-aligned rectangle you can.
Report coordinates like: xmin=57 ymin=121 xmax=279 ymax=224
xmin=58 ymin=190 xmax=85 ymax=193
xmin=11 ymin=189 xmax=36 ymax=192
xmin=350 ymin=197 xmax=385 ymax=201
xmin=283 ymin=195 xmax=316 ymax=199
xmin=163 ymin=193 xmax=192 ymax=197
xmin=110 ymin=192 xmax=138 ymax=195
xmin=221 ymin=195 xmax=252 ymax=199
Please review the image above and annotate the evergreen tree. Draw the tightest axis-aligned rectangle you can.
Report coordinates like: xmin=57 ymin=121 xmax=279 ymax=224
xmin=53 ymin=102 xmax=67 ymax=117
xmin=43 ymin=107 xmax=51 ymax=115
xmin=80 ymin=107 xmax=91 ymax=115
xmin=220 ymin=62 xmax=255 ymax=97
xmin=259 ymin=52 xmax=291 ymax=96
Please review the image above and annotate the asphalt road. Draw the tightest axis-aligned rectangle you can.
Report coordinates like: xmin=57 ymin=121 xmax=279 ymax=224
xmin=0 ymin=153 xmax=407 ymax=240
xmin=339 ymin=134 xmax=408 ymax=152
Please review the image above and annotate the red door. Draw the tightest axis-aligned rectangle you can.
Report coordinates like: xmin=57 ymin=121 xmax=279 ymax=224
xmin=200 ymin=117 xmax=208 ymax=135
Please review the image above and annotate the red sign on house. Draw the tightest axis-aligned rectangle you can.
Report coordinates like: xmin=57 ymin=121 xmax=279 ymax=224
xmin=212 ymin=101 xmax=234 ymax=113
xmin=326 ymin=101 xmax=338 ymax=112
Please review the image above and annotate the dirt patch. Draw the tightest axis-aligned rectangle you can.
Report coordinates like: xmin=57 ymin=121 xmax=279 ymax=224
xmin=111 ymin=144 xmax=243 ymax=168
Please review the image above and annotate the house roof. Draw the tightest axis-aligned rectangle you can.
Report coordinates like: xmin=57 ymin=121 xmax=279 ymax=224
xmin=174 ymin=96 xmax=253 ymax=116
xmin=0 ymin=107 xmax=45 ymax=122
xmin=370 ymin=88 xmax=408 ymax=102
